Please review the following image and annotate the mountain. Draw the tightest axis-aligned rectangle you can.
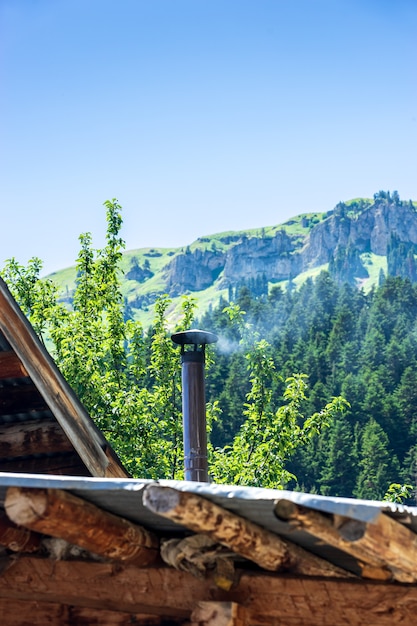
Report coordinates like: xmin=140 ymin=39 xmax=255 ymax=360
xmin=49 ymin=191 xmax=417 ymax=324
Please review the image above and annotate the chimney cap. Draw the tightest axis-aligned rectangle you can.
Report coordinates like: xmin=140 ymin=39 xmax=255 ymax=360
xmin=171 ymin=328 xmax=218 ymax=347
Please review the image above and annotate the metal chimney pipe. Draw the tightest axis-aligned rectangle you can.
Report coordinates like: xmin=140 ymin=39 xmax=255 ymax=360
xmin=171 ymin=329 xmax=218 ymax=482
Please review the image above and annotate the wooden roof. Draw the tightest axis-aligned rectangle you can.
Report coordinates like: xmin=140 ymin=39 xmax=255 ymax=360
xmin=0 ymin=276 xmax=128 ymax=478
xmin=1 ymin=474 xmax=417 ymax=625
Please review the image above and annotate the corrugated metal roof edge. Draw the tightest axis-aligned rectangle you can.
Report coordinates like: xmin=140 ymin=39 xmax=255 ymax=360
xmin=0 ymin=472 xmax=414 ymax=526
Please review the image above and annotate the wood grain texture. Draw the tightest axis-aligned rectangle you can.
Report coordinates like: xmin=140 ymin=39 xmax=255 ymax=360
xmin=0 ymin=511 xmax=41 ymax=553
xmin=0 ymin=352 xmax=28 ymax=379
xmin=1 ymin=558 xmax=417 ymax=625
xmin=0 ymin=598 xmax=168 ymax=626
xmin=5 ymin=486 xmax=159 ymax=566
xmin=275 ymin=498 xmax=417 ymax=583
xmin=0 ymin=420 xmax=73 ymax=458
xmin=143 ymin=485 xmax=351 ymax=578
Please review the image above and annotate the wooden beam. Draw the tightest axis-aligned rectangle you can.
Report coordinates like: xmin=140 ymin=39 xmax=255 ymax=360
xmin=5 ymin=486 xmax=159 ymax=566
xmin=0 ymin=352 xmax=28 ymax=379
xmin=0 ymin=511 xmax=41 ymax=553
xmin=0 ymin=420 xmax=73 ymax=458
xmin=142 ymin=485 xmax=350 ymax=578
xmin=275 ymin=499 xmax=391 ymax=580
xmin=0 ymin=598 xmax=172 ymax=626
xmin=1 ymin=558 xmax=417 ymax=625
xmin=275 ymin=498 xmax=417 ymax=583
xmin=0 ymin=277 xmax=128 ymax=478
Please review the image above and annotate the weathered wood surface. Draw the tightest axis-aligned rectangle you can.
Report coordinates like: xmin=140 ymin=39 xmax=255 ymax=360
xmin=0 ymin=453 xmax=89 ymax=475
xmin=5 ymin=486 xmax=159 ymax=566
xmin=0 ymin=511 xmax=41 ymax=553
xmin=143 ymin=485 xmax=350 ymax=578
xmin=275 ymin=499 xmax=417 ymax=583
xmin=0 ymin=277 xmax=128 ymax=478
xmin=0 ymin=419 xmax=73 ymax=458
xmin=0 ymin=351 xmax=28 ymax=379
xmin=1 ymin=558 xmax=417 ymax=625
xmin=0 ymin=598 xmax=167 ymax=626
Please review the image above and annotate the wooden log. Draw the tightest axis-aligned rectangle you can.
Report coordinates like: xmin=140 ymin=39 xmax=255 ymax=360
xmin=0 ymin=511 xmax=41 ymax=553
xmin=1 ymin=558 xmax=417 ymax=625
xmin=190 ymin=602 xmax=246 ymax=626
xmin=5 ymin=486 xmax=159 ymax=566
xmin=142 ymin=485 xmax=351 ymax=578
xmin=275 ymin=499 xmax=417 ymax=583
xmin=0 ymin=352 xmax=28 ymax=379
xmin=0 ymin=420 xmax=73 ymax=459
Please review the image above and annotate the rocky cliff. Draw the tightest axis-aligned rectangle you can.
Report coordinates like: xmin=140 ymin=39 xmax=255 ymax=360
xmin=154 ymin=195 xmax=417 ymax=296
xmin=303 ymin=200 xmax=417 ymax=265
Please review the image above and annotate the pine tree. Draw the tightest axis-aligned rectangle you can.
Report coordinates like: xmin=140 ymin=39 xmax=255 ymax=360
xmin=354 ymin=418 xmax=400 ymax=500
xmin=319 ymin=415 xmax=356 ymax=496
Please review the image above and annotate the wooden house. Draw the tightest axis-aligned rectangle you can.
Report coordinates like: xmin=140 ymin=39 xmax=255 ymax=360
xmin=1 ymin=276 xmax=417 ymax=625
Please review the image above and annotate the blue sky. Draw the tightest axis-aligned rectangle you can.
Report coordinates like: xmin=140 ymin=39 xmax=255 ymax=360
xmin=1 ymin=0 xmax=416 ymax=275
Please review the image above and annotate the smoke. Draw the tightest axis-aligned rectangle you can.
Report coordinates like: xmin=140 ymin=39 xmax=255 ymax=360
xmin=215 ymin=335 xmax=241 ymax=356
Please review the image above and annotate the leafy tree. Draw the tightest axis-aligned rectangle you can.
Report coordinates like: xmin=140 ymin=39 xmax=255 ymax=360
xmin=384 ymin=482 xmax=413 ymax=503
xmin=1 ymin=257 xmax=58 ymax=342
xmin=211 ymin=365 xmax=348 ymax=488
xmin=1 ymin=200 xmax=197 ymax=478
xmin=210 ymin=304 xmax=348 ymax=488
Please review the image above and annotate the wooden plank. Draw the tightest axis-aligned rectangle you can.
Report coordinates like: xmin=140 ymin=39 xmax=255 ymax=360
xmin=0 ymin=352 xmax=28 ymax=379
xmin=0 ymin=511 xmax=41 ymax=553
xmin=1 ymin=558 xmax=417 ymax=625
xmin=5 ymin=486 xmax=159 ymax=566
xmin=142 ymin=485 xmax=351 ymax=578
xmin=0 ymin=383 xmax=48 ymax=414
xmin=0 ymin=453 xmax=89 ymax=476
xmin=0 ymin=277 xmax=128 ymax=478
xmin=0 ymin=419 xmax=73 ymax=458
xmin=275 ymin=499 xmax=417 ymax=583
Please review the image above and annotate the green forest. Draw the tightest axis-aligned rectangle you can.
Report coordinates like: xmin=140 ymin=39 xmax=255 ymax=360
xmin=2 ymin=200 xmax=416 ymax=503
xmin=201 ymin=274 xmax=417 ymax=501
